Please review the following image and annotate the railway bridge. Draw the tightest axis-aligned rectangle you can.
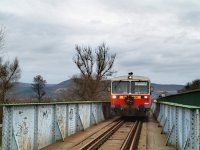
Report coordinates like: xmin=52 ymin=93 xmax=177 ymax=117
xmin=0 ymin=89 xmax=200 ymax=150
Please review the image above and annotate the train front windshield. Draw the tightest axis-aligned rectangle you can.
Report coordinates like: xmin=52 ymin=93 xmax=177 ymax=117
xmin=112 ymin=81 xmax=149 ymax=94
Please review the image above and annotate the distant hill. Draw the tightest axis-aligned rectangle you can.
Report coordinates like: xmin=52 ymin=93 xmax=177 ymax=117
xmin=8 ymin=80 xmax=184 ymax=99
xmin=8 ymin=80 xmax=74 ymax=98
xmin=151 ymin=83 xmax=184 ymax=99
xmin=151 ymin=83 xmax=184 ymax=91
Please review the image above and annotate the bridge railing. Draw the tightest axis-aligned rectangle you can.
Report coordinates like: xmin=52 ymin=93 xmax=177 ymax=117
xmin=0 ymin=101 xmax=111 ymax=150
xmin=152 ymin=90 xmax=200 ymax=150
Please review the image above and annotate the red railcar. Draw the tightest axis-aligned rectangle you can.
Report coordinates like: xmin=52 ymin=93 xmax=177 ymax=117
xmin=110 ymin=72 xmax=151 ymax=116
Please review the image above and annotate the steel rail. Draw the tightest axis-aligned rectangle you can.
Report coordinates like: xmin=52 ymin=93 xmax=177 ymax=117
xmin=72 ymin=117 xmax=121 ymax=148
xmin=78 ymin=120 xmax=124 ymax=150
xmin=129 ymin=121 xmax=142 ymax=150
xmin=120 ymin=121 xmax=138 ymax=150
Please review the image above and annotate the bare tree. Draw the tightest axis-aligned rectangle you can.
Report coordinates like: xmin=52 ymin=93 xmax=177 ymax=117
xmin=71 ymin=43 xmax=116 ymax=101
xmin=0 ymin=29 xmax=21 ymax=102
xmin=31 ymin=75 xmax=46 ymax=102
xmin=96 ymin=43 xmax=116 ymax=80
xmin=0 ymin=58 xmax=21 ymax=102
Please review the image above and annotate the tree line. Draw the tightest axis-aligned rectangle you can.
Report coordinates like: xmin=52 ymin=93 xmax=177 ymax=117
xmin=179 ymin=79 xmax=200 ymax=93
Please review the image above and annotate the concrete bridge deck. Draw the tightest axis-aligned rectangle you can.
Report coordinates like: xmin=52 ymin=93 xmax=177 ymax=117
xmin=138 ymin=112 xmax=175 ymax=150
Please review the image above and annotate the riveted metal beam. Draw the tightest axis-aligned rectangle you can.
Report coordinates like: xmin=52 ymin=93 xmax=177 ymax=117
xmin=154 ymin=102 xmax=200 ymax=150
xmin=1 ymin=102 xmax=111 ymax=150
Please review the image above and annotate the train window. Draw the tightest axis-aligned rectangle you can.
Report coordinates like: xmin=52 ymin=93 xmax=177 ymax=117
xmin=131 ymin=81 xmax=149 ymax=94
xmin=112 ymin=81 xmax=130 ymax=94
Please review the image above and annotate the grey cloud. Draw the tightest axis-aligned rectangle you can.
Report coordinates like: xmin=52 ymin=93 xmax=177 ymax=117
xmin=1 ymin=0 xmax=200 ymax=84
xmin=179 ymin=11 xmax=200 ymax=27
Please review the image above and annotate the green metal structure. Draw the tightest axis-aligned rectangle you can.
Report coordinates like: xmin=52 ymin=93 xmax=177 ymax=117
xmin=157 ymin=89 xmax=200 ymax=107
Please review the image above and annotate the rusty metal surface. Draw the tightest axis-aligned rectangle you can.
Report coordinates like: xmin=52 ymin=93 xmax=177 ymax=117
xmin=1 ymin=102 xmax=110 ymax=150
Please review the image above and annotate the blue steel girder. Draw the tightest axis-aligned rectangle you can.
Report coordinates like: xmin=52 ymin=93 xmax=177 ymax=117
xmin=155 ymin=102 xmax=200 ymax=150
xmin=55 ymin=105 xmax=67 ymax=141
xmin=2 ymin=106 xmax=13 ymax=150
xmin=37 ymin=105 xmax=55 ymax=149
xmin=90 ymin=104 xmax=96 ymax=125
xmin=167 ymin=106 xmax=176 ymax=146
xmin=68 ymin=104 xmax=77 ymax=136
xmin=188 ymin=110 xmax=199 ymax=150
xmin=33 ymin=105 xmax=38 ymax=150
xmin=161 ymin=105 xmax=170 ymax=134
xmin=1 ymin=102 xmax=110 ymax=150
xmin=78 ymin=104 xmax=91 ymax=130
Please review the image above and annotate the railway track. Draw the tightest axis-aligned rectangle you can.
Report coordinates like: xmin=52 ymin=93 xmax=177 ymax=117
xmin=71 ymin=118 xmax=143 ymax=150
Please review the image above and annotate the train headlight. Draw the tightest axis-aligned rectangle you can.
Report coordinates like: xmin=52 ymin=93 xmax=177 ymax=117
xmin=112 ymin=95 xmax=117 ymax=99
xmin=128 ymin=75 xmax=132 ymax=79
xmin=144 ymin=96 xmax=148 ymax=99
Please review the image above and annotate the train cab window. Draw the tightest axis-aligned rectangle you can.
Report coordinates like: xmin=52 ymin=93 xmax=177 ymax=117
xmin=112 ymin=81 xmax=129 ymax=94
xmin=131 ymin=81 xmax=149 ymax=94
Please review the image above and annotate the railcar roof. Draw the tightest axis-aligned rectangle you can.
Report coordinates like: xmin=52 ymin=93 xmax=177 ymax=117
xmin=111 ymin=75 xmax=150 ymax=81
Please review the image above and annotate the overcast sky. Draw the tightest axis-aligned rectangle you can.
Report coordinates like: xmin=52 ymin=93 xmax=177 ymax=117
xmin=0 ymin=0 xmax=200 ymax=85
